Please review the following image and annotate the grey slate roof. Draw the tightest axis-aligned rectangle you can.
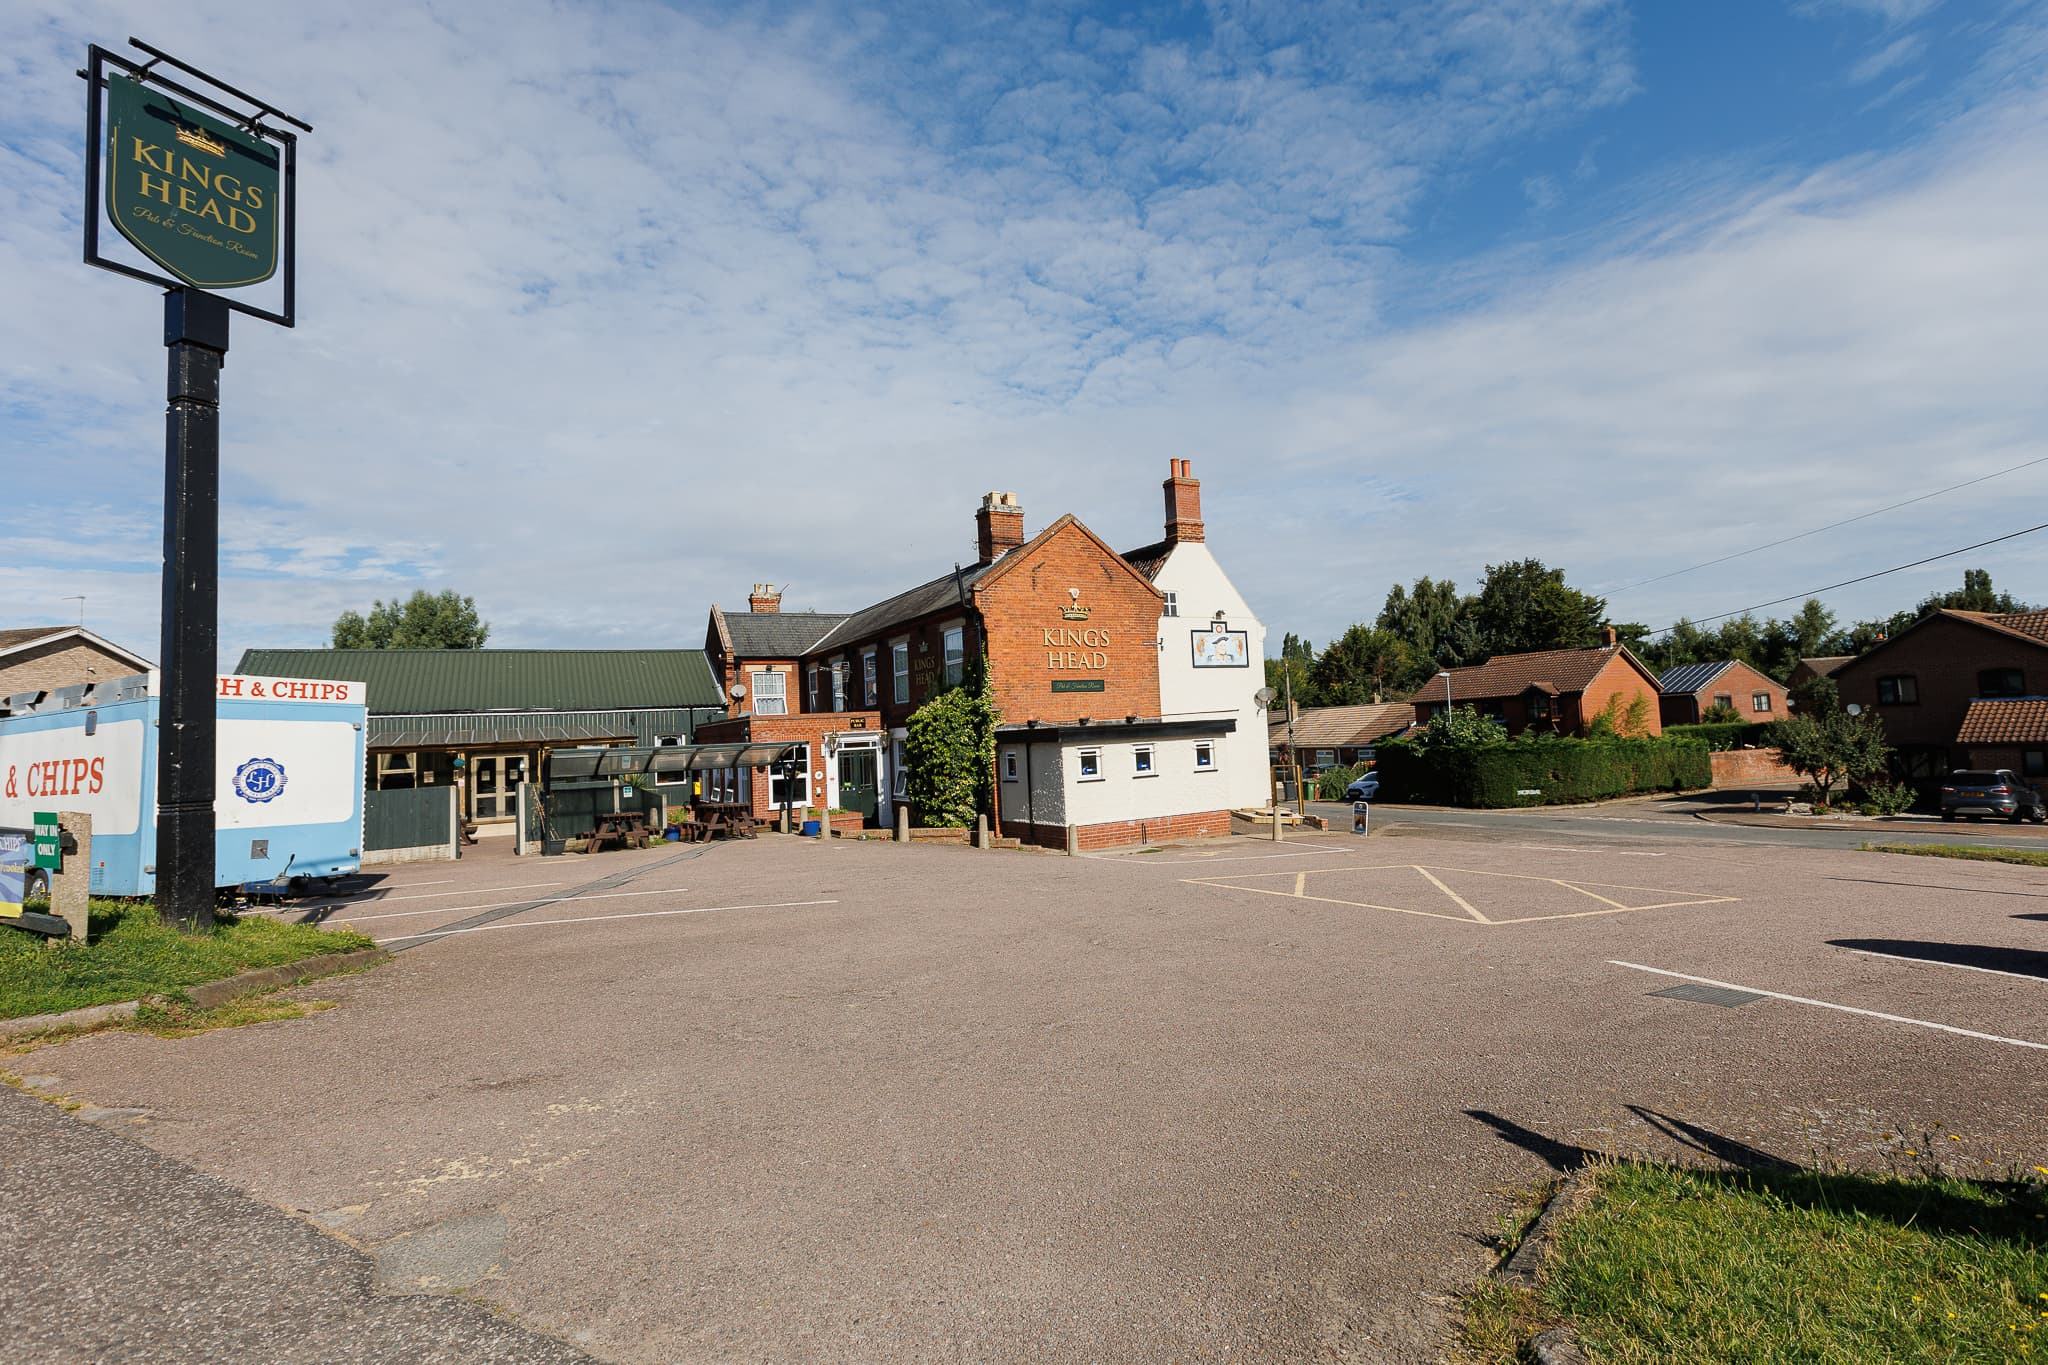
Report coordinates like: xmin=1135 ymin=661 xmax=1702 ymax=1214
xmin=808 ymin=563 xmax=994 ymax=654
xmin=1658 ymin=660 xmax=1736 ymax=695
xmin=235 ymin=648 xmax=723 ymax=715
xmin=720 ymin=612 xmax=848 ymax=659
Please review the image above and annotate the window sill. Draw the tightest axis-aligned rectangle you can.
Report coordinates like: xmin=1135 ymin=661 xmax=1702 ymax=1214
xmin=1076 ymin=776 xmax=1105 ymax=783
xmin=1192 ymin=766 xmax=1217 ymax=773
xmin=1133 ymin=772 xmax=1158 ymax=779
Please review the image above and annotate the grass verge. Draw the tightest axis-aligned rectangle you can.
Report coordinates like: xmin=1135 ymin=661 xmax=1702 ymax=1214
xmin=1459 ymin=1159 xmax=2048 ymax=1364
xmin=1862 ymin=842 xmax=2048 ymax=868
xmin=1 ymin=899 xmax=373 ymax=1020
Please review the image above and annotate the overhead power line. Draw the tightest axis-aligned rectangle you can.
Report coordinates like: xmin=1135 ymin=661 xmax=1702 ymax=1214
xmin=1604 ymin=452 xmax=2048 ymax=597
xmin=1645 ymin=520 xmax=2048 ymax=637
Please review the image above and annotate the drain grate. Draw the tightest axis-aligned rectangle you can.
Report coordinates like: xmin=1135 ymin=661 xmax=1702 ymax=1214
xmin=1650 ymin=983 xmax=1764 ymax=1008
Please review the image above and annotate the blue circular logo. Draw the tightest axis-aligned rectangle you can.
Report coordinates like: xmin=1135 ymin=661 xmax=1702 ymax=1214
xmin=233 ymin=757 xmax=288 ymax=804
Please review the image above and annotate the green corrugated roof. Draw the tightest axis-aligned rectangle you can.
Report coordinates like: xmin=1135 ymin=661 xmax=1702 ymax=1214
xmin=235 ymin=648 xmax=723 ymax=715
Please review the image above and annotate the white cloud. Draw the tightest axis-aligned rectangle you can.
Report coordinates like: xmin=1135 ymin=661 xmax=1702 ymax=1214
xmin=1848 ymin=33 xmax=1927 ymax=84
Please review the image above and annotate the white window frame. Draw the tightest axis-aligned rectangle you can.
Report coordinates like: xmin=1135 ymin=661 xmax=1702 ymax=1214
xmin=1003 ymin=750 xmax=1019 ymax=782
xmin=1751 ymin=692 xmax=1772 ymax=713
xmin=862 ymin=650 xmax=877 ymax=706
xmin=891 ymin=736 xmax=908 ymax=797
xmin=1194 ymin=741 xmax=1215 ymax=770
xmin=751 ymin=669 xmax=787 ymax=716
xmin=1077 ymin=747 xmax=1102 ymax=781
xmin=807 ymin=667 xmax=819 ymax=712
xmin=942 ymin=624 xmax=965 ymax=688
xmin=831 ymin=659 xmax=847 ymax=713
xmin=1133 ymin=744 xmax=1155 ymax=776
xmin=1162 ymin=591 xmax=1178 ymax=618
xmin=892 ymin=642 xmax=910 ymax=704
xmin=769 ymin=743 xmax=811 ymax=809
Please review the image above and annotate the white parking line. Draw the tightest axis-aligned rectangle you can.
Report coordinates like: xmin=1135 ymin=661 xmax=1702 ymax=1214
xmin=1611 ymin=960 xmax=2048 ymax=1051
xmin=337 ymin=885 xmax=690 ymax=925
xmin=1846 ymin=947 xmax=2048 ymax=985
xmin=378 ymin=898 xmax=838 ymax=944
xmin=1512 ymin=843 xmax=1663 ymax=857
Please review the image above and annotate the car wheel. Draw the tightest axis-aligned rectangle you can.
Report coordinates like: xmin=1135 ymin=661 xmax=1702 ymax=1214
xmin=1968 ymin=815 xmax=1984 ymax=823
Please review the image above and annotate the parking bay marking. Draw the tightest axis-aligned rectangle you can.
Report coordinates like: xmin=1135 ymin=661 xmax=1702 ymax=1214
xmin=1612 ymin=960 xmax=2048 ymax=1051
xmin=377 ymin=898 xmax=840 ymax=944
xmin=1846 ymin=947 xmax=2048 ymax=985
xmin=1185 ymin=863 xmax=1737 ymax=924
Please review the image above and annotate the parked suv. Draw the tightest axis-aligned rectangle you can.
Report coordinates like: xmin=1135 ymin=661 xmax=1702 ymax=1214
xmin=1939 ymin=769 xmax=2048 ymax=823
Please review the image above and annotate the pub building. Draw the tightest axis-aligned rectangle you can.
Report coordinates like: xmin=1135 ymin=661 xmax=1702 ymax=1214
xmin=699 ymin=461 xmax=1268 ymax=850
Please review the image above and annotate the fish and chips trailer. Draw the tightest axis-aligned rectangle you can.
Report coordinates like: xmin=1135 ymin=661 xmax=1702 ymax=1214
xmin=0 ymin=672 xmax=367 ymax=897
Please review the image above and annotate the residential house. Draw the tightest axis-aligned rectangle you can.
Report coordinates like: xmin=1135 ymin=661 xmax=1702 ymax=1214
xmin=1831 ymin=609 xmax=2048 ymax=780
xmin=1408 ymin=633 xmax=1665 ymax=737
xmin=1955 ymin=698 xmax=2048 ymax=781
xmin=1268 ymin=703 xmax=1414 ymax=773
xmin=1788 ymin=655 xmax=1855 ymax=690
xmin=0 ymin=627 xmax=153 ymax=703
xmin=1656 ymin=660 xmax=1789 ymax=727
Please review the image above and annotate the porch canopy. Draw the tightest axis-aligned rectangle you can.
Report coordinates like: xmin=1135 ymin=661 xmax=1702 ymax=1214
xmin=546 ymin=742 xmax=802 ymax=784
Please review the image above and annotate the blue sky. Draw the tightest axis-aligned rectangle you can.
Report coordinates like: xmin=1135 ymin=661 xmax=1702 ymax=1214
xmin=2 ymin=0 xmax=2045 ymax=664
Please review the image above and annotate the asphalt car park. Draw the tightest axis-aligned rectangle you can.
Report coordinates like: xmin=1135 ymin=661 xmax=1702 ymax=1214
xmin=8 ymin=824 xmax=2046 ymax=1363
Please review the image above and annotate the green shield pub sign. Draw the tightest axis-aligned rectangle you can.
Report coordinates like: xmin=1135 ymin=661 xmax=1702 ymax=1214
xmin=104 ymin=76 xmax=280 ymax=290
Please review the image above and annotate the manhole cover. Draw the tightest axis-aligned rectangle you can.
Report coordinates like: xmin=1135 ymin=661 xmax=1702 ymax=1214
xmin=1649 ymin=983 xmax=1763 ymax=1008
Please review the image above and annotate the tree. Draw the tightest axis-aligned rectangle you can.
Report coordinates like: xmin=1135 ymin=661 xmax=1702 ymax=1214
xmin=903 ymin=654 xmax=999 ymax=827
xmin=1309 ymin=626 xmax=1414 ymax=705
xmin=1376 ymin=576 xmax=1473 ymax=671
xmin=332 ymin=590 xmax=490 ymax=649
xmin=1264 ymin=633 xmax=1320 ymax=708
xmin=1411 ymin=704 xmax=1507 ymax=750
xmin=1769 ymin=679 xmax=1891 ymax=806
xmin=1915 ymin=568 xmax=2029 ymax=617
xmin=1470 ymin=559 xmax=1606 ymax=656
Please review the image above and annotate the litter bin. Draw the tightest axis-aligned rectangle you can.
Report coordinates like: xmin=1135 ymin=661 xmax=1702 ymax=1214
xmin=1352 ymin=801 xmax=1371 ymax=835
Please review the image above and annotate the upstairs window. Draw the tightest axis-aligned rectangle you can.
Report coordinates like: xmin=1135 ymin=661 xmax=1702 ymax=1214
xmin=943 ymin=626 xmax=965 ymax=688
xmin=862 ymin=651 xmax=877 ymax=706
xmin=807 ymin=667 xmax=819 ymax=712
xmin=1162 ymin=591 xmax=1178 ymax=618
xmin=751 ymin=670 xmax=786 ymax=716
xmin=1877 ymin=675 xmax=1919 ymax=705
xmin=1979 ymin=668 xmax=2026 ymax=698
xmin=830 ymin=661 xmax=847 ymax=712
xmin=892 ymin=642 xmax=910 ymax=704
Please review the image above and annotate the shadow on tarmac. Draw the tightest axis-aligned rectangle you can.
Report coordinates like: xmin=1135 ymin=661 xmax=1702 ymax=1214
xmin=1831 ymin=937 xmax=2048 ymax=981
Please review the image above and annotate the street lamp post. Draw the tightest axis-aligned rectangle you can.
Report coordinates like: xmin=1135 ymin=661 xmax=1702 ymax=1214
xmin=1437 ymin=670 xmax=1452 ymax=717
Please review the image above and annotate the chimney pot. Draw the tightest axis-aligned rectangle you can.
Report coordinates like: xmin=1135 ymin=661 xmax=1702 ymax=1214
xmin=977 ymin=491 xmax=1026 ymax=564
xmin=1603 ymin=625 xmax=1618 ymax=648
xmin=749 ymin=584 xmax=782 ymax=614
xmin=1164 ymin=459 xmax=1204 ymax=544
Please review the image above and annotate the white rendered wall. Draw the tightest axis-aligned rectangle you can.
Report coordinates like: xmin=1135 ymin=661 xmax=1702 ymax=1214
xmin=1148 ymin=542 xmax=1270 ymax=811
xmin=1054 ymin=736 xmax=1233 ymax=825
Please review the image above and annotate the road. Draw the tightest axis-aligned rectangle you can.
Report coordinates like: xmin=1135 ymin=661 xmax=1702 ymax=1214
xmin=1316 ymin=794 xmax=2048 ymax=853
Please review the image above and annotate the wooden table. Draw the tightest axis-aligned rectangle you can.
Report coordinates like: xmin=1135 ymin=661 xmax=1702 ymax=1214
xmin=690 ymin=802 xmax=759 ymax=841
xmin=584 ymin=809 xmax=650 ymax=853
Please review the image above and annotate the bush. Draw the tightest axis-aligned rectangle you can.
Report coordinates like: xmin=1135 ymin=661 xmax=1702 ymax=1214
xmin=1374 ymin=733 xmax=1711 ymax=808
xmin=903 ymin=665 xmax=999 ymax=828
xmin=1849 ymin=778 xmax=1917 ymax=816
xmin=1663 ymin=721 xmax=1774 ymax=752
xmin=1315 ymin=765 xmax=1362 ymax=801
xmin=1699 ymin=701 xmax=1743 ymax=724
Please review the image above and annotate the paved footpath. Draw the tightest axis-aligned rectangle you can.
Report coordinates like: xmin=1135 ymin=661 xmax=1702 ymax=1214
xmin=0 ymin=1085 xmax=591 ymax=1364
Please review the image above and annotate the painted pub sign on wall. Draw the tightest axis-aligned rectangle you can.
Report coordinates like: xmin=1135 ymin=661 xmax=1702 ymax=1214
xmin=105 ymin=76 xmax=280 ymax=290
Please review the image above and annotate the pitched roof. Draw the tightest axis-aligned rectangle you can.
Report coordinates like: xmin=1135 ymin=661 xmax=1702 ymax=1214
xmin=235 ymin=648 xmax=722 ymax=715
xmin=1956 ymin=697 xmax=2048 ymax=746
xmin=717 ymin=611 xmax=848 ymax=659
xmin=1409 ymin=645 xmax=1651 ymax=706
xmin=1944 ymin=609 xmax=2048 ymax=647
xmin=1796 ymin=655 xmax=1855 ymax=678
xmin=1119 ymin=539 xmax=1173 ymax=581
xmin=1267 ymin=703 xmax=1414 ymax=748
xmin=1658 ymin=660 xmax=1735 ymax=695
xmin=0 ymin=626 xmax=153 ymax=669
xmin=809 ymin=563 xmax=994 ymax=653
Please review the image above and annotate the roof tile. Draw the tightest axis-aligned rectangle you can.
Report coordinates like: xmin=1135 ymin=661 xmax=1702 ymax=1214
xmin=1956 ymin=697 xmax=2048 ymax=746
xmin=1409 ymin=646 xmax=1641 ymax=705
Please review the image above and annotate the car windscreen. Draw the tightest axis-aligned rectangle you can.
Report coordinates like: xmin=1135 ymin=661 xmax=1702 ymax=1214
xmin=1950 ymin=771 xmax=2005 ymax=784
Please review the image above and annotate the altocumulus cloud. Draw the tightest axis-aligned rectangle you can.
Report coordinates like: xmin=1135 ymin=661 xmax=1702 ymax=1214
xmin=0 ymin=0 xmax=2043 ymax=661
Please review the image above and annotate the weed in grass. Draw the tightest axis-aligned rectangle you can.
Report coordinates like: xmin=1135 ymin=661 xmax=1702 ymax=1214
xmin=132 ymin=995 xmax=336 ymax=1038
xmin=0 ymin=899 xmax=372 ymax=1020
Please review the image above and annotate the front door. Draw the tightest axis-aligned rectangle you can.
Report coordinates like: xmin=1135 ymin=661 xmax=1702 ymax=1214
xmin=470 ymin=753 xmax=529 ymax=822
xmin=837 ymin=749 xmax=879 ymax=826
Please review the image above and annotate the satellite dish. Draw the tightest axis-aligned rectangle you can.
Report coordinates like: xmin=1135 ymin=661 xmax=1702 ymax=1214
xmin=1255 ymin=686 xmax=1277 ymax=707
xmin=730 ymin=684 xmax=747 ymax=700
xmin=1844 ymin=702 xmax=1861 ymax=715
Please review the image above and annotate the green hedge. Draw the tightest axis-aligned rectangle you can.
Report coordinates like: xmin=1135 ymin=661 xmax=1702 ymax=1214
xmin=1374 ymin=734 xmax=1712 ymax=808
xmin=1663 ymin=721 xmax=1775 ymax=752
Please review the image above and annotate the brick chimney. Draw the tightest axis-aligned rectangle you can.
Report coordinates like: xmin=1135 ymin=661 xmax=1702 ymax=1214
xmin=1164 ymin=459 xmax=1204 ymax=544
xmin=749 ymin=584 xmax=782 ymax=614
xmin=1602 ymin=625 xmax=1618 ymax=648
xmin=976 ymin=491 xmax=1025 ymax=564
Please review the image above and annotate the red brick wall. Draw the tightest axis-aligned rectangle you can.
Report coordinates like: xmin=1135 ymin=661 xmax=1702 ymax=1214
xmin=974 ymin=520 xmax=1163 ymax=726
xmin=1709 ymin=748 xmax=1798 ymax=787
xmin=1073 ymin=809 xmax=1233 ymax=850
xmin=1578 ymin=655 xmax=1664 ymax=737
xmin=690 ymin=711 xmax=883 ymax=819
xmin=1835 ymin=616 xmax=2048 ymax=752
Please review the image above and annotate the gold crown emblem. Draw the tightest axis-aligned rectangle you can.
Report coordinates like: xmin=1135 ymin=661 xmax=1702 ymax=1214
xmin=175 ymin=124 xmax=227 ymax=157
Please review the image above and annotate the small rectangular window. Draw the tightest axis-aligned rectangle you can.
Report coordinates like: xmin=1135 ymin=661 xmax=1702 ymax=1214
xmin=831 ymin=661 xmax=846 ymax=712
xmin=1979 ymin=668 xmax=2026 ymax=698
xmin=751 ymin=670 xmax=786 ymax=716
xmin=1162 ymin=591 xmax=1178 ymax=618
xmin=1134 ymin=745 xmax=1154 ymax=775
xmin=1713 ymin=693 xmax=1732 ymax=709
xmin=2024 ymin=750 xmax=2046 ymax=778
xmin=892 ymin=737 xmax=907 ymax=797
xmin=807 ymin=667 xmax=819 ymax=711
xmin=892 ymin=643 xmax=909 ymax=704
xmin=1752 ymin=692 xmax=1772 ymax=713
xmin=1194 ymin=741 xmax=1214 ymax=770
xmin=1003 ymin=751 xmax=1019 ymax=781
xmin=1316 ymin=749 xmax=1336 ymax=767
xmin=1078 ymin=748 xmax=1101 ymax=780
xmin=943 ymin=626 xmax=965 ymax=688
xmin=863 ymin=651 xmax=877 ymax=706
xmin=1877 ymin=675 xmax=1919 ymax=705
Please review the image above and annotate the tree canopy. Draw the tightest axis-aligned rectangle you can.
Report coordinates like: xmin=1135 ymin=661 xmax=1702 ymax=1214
xmin=332 ymin=590 xmax=491 ymax=650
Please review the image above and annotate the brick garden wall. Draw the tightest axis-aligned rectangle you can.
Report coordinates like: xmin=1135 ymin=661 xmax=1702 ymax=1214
xmin=1708 ymin=747 xmax=1798 ymax=787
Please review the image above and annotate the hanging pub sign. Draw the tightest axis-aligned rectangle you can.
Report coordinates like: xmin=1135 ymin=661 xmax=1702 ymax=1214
xmin=104 ymin=74 xmax=281 ymax=290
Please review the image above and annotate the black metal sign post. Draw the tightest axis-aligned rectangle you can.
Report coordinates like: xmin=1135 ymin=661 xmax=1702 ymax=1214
xmin=80 ymin=40 xmax=309 ymax=931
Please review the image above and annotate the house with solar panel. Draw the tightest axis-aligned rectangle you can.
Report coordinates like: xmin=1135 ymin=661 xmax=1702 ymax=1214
xmin=1655 ymin=660 xmax=1790 ymax=727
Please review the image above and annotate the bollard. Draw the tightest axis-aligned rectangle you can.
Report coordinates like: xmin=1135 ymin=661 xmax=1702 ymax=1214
xmin=1270 ymin=805 xmax=1283 ymax=842
xmin=53 ymin=812 xmax=91 ymax=942
xmin=896 ymin=806 xmax=910 ymax=843
xmin=779 ymin=807 xmax=790 ymax=835
xmin=1066 ymin=824 xmax=1080 ymax=857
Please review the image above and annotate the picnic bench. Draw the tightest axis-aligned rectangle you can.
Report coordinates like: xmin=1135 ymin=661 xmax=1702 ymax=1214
xmin=583 ymin=809 xmax=650 ymax=853
xmin=686 ymin=802 xmax=760 ymax=842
